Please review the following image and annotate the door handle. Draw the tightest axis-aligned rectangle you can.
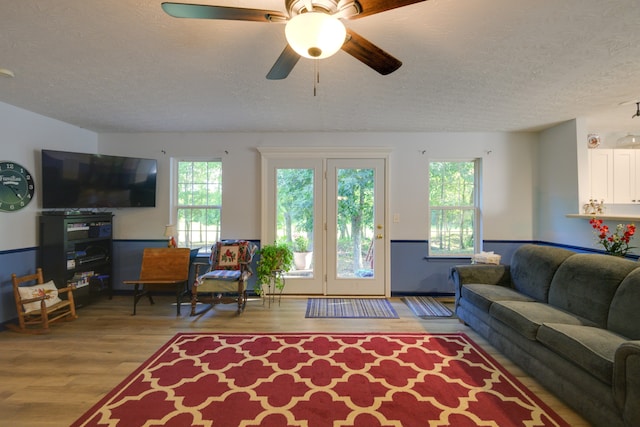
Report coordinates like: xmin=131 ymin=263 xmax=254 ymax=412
xmin=376 ymin=234 xmax=383 ymax=239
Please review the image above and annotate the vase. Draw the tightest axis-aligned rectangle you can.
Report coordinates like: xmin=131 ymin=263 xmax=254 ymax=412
xmin=294 ymin=251 xmax=313 ymax=270
xmin=606 ymin=252 xmax=624 ymax=257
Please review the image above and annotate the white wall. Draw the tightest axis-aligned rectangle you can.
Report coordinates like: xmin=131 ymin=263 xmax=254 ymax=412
xmin=0 ymin=98 xmax=575 ymax=252
xmin=0 ymin=101 xmax=97 ymax=251
xmin=536 ymin=118 xmax=595 ymax=248
xmin=99 ymin=131 xmax=538 ymax=243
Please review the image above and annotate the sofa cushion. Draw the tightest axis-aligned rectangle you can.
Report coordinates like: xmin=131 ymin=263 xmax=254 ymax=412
xmin=609 ymin=267 xmax=640 ymax=339
xmin=537 ymin=323 xmax=626 ymax=385
xmin=548 ymin=254 xmax=637 ymax=328
xmin=510 ymin=244 xmax=575 ymax=302
xmin=461 ymin=284 xmax=535 ymax=313
xmin=490 ymin=300 xmax=597 ymax=341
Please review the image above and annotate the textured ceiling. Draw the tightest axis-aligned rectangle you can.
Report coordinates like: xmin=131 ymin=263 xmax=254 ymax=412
xmin=1 ymin=0 xmax=640 ymax=134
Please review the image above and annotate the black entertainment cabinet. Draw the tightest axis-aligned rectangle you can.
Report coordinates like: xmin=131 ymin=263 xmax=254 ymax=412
xmin=39 ymin=213 xmax=113 ymax=308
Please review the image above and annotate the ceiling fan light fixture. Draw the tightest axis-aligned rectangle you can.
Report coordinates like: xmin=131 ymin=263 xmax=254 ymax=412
xmin=285 ymin=12 xmax=346 ymax=59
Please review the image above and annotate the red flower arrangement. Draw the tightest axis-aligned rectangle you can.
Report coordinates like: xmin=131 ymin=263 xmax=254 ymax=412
xmin=589 ymin=218 xmax=636 ymax=256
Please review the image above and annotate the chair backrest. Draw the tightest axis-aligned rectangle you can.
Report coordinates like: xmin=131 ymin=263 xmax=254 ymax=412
xmin=13 ymin=268 xmax=45 ymax=288
xmin=12 ymin=268 xmax=46 ymax=311
xmin=139 ymin=248 xmax=191 ymax=281
xmin=189 ymin=248 xmax=200 ymax=265
xmin=13 ymin=268 xmax=64 ymax=314
xmin=210 ymin=240 xmax=256 ymax=271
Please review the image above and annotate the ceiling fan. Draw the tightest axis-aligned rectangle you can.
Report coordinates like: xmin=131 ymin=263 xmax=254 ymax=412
xmin=161 ymin=0 xmax=428 ymax=80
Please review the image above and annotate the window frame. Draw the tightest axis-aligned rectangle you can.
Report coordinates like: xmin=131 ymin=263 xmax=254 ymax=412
xmin=171 ymin=157 xmax=223 ymax=253
xmin=427 ymin=158 xmax=482 ymax=258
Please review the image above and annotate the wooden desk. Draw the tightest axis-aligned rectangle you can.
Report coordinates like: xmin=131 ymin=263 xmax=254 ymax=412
xmin=122 ymin=248 xmax=190 ymax=316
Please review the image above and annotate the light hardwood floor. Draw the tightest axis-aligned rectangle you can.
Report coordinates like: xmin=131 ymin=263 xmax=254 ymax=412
xmin=0 ymin=295 xmax=591 ymax=426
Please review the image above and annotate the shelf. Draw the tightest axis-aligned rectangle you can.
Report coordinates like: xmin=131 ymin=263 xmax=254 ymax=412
xmin=69 ymin=260 xmax=109 ymax=271
xmin=567 ymin=214 xmax=640 ymax=221
xmin=40 ymin=213 xmax=113 ymax=308
xmin=66 ymin=236 xmax=111 ymax=245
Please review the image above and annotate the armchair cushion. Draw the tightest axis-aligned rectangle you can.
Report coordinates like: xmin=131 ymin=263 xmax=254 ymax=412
xmin=18 ymin=280 xmax=62 ymax=313
xmin=201 ymin=270 xmax=242 ymax=281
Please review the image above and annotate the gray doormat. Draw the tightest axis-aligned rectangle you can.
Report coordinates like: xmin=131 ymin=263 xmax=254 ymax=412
xmin=305 ymin=298 xmax=399 ymax=318
xmin=402 ymin=296 xmax=453 ymax=318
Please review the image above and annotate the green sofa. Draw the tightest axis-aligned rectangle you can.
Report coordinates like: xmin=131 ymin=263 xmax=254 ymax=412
xmin=451 ymin=244 xmax=640 ymax=427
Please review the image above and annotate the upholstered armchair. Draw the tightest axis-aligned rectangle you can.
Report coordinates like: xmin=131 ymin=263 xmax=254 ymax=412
xmin=191 ymin=240 xmax=257 ymax=315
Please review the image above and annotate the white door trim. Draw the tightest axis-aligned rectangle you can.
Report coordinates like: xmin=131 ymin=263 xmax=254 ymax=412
xmin=258 ymin=147 xmax=391 ymax=297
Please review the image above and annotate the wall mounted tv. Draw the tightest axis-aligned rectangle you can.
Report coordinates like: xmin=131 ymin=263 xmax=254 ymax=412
xmin=41 ymin=149 xmax=157 ymax=209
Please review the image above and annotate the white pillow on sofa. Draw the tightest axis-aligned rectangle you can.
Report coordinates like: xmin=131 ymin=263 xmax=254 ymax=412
xmin=18 ymin=280 xmax=62 ymax=313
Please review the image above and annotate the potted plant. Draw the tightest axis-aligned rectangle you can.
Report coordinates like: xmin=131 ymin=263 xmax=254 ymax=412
xmin=293 ymin=235 xmax=313 ymax=270
xmin=293 ymin=235 xmax=308 ymax=252
xmin=255 ymin=242 xmax=293 ymax=296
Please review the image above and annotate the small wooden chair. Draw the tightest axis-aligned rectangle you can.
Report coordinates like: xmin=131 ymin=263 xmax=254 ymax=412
xmin=9 ymin=268 xmax=77 ymax=334
xmin=192 ymin=240 xmax=256 ymax=315
xmin=123 ymin=248 xmax=191 ymax=316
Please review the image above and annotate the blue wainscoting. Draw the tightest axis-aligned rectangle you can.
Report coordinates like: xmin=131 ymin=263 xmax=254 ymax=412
xmin=0 ymin=239 xmax=568 ymax=326
xmin=390 ymin=240 xmax=526 ymax=296
xmin=0 ymin=247 xmax=38 ymax=325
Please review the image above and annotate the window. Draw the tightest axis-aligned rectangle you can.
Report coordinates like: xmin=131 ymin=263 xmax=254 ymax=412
xmin=175 ymin=160 xmax=222 ymax=251
xmin=428 ymin=160 xmax=480 ymax=257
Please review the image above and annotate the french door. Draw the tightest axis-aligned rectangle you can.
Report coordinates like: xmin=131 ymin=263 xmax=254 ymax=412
xmin=260 ymin=148 xmax=389 ymax=296
xmin=325 ymin=158 xmax=386 ymax=295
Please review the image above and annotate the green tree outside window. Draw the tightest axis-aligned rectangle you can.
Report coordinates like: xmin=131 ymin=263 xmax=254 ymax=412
xmin=429 ymin=160 xmax=479 ymax=256
xmin=176 ymin=160 xmax=222 ymax=251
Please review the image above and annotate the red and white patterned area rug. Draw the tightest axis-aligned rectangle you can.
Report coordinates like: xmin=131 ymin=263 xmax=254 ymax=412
xmin=72 ymin=333 xmax=569 ymax=427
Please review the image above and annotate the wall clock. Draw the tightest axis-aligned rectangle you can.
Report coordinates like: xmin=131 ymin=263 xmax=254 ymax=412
xmin=0 ymin=161 xmax=35 ymax=212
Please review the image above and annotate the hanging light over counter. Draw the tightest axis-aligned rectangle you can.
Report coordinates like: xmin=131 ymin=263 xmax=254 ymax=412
xmin=616 ymin=134 xmax=640 ymax=147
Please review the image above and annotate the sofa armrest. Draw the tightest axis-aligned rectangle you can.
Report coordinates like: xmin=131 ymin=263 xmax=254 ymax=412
xmin=450 ymin=264 xmax=511 ymax=308
xmin=613 ymin=340 xmax=640 ymax=426
xmin=450 ymin=264 xmax=511 ymax=287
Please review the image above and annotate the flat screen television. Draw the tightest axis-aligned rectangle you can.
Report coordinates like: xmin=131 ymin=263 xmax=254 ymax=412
xmin=41 ymin=149 xmax=157 ymax=209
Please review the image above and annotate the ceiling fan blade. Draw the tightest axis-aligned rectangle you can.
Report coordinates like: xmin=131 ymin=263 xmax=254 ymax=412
xmin=161 ymin=2 xmax=287 ymax=22
xmin=341 ymin=29 xmax=402 ymax=75
xmin=266 ymin=45 xmax=301 ymax=80
xmin=348 ymin=0 xmax=428 ymax=19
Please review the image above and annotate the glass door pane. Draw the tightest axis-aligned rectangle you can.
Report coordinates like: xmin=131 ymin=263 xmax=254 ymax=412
xmin=262 ymin=157 xmax=323 ymax=295
xmin=276 ymin=168 xmax=314 ymax=278
xmin=336 ymin=167 xmax=375 ymax=279
xmin=326 ymin=159 xmax=386 ymax=296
